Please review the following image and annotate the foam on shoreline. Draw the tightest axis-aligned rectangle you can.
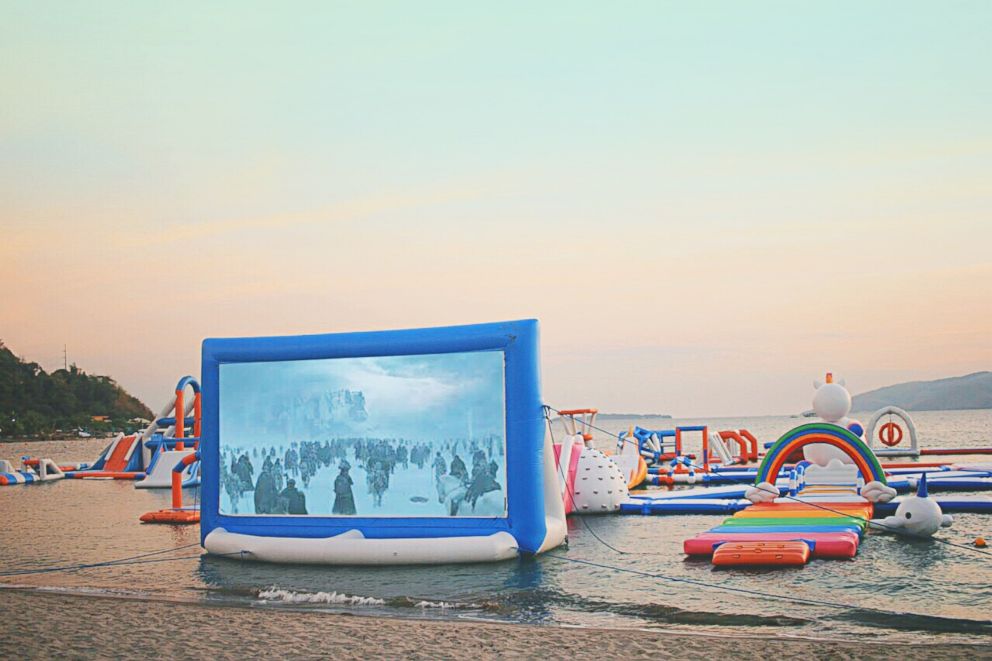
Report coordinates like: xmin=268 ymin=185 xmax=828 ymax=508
xmin=3 ymin=587 xmax=990 ymax=659
xmin=257 ymin=587 xmax=385 ymax=606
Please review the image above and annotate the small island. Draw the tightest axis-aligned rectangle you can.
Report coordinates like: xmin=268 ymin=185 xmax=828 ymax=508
xmin=597 ymin=413 xmax=673 ymax=420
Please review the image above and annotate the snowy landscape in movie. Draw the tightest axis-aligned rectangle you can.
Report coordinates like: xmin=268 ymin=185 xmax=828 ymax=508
xmin=217 ymin=350 xmax=507 ymax=518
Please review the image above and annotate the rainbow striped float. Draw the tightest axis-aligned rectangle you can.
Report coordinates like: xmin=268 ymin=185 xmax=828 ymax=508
xmin=684 ymin=424 xmax=883 ymax=566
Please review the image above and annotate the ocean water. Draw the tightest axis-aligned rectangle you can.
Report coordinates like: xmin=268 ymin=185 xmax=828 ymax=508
xmin=2 ymin=409 xmax=991 ymax=645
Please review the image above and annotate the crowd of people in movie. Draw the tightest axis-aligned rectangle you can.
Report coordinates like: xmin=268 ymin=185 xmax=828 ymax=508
xmin=220 ymin=435 xmax=504 ymax=516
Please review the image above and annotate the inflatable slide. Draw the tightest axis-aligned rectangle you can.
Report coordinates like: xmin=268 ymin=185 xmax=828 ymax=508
xmin=135 ymin=449 xmax=197 ymax=488
xmin=66 ymin=433 xmax=144 ymax=479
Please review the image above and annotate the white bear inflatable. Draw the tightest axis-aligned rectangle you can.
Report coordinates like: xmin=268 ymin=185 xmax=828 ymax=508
xmin=805 ymin=373 xmax=864 ymax=466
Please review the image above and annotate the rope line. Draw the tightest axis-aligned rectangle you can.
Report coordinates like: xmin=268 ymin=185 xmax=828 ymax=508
xmin=0 ymin=543 xmax=201 ymax=577
xmin=544 ymin=553 xmax=992 ymax=626
xmin=546 ymin=406 xmax=641 ymax=451
xmin=545 ymin=409 xmax=991 ymax=613
xmin=0 ymin=547 xmax=248 ymax=578
xmin=543 ymin=407 xmax=650 ymax=556
xmin=747 ymin=481 xmax=991 ymax=558
xmin=548 ymin=406 xmax=990 ymax=559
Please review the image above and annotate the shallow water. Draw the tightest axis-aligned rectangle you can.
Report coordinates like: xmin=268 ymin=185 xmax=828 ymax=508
xmin=2 ymin=410 xmax=991 ymax=644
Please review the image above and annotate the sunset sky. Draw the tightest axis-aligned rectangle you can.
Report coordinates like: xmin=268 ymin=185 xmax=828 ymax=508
xmin=2 ymin=2 xmax=990 ymax=416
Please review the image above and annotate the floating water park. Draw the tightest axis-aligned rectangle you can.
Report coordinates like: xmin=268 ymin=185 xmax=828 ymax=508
xmin=8 ymin=3 xmax=992 ymax=655
xmin=3 ymin=319 xmax=992 ymax=574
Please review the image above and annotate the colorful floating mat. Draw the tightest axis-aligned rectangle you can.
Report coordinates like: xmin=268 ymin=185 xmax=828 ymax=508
xmin=684 ymin=486 xmax=872 ymax=566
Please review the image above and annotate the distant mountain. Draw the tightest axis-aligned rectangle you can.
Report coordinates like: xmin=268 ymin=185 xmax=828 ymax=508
xmin=851 ymin=371 xmax=992 ymax=412
xmin=0 ymin=340 xmax=153 ymax=438
xmin=598 ymin=413 xmax=672 ymax=420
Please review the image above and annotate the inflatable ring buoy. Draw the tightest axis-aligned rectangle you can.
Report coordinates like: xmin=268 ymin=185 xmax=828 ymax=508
xmin=866 ymin=406 xmax=918 ymax=455
xmin=879 ymin=422 xmax=903 ymax=447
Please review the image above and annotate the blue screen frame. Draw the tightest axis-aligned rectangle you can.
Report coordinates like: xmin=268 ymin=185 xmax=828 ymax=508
xmin=199 ymin=319 xmax=548 ymax=553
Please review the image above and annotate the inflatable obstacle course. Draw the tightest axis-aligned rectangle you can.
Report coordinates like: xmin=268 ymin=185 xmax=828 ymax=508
xmin=683 ymin=424 xmax=884 ymax=566
xmin=619 ymin=426 xmax=702 ymax=467
xmin=135 ymin=376 xmax=202 ymax=488
xmin=618 ymin=424 xmax=762 ymax=487
xmin=685 ymin=481 xmax=871 ymax=564
xmin=610 ymin=450 xmax=648 ymax=490
xmin=66 ymin=433 xmax=144 ymax=479
xmin=135 ymin=449 xmax=198 ymax=489
xmin=553 ymin=409 xmax=630 ymax=513
xmin=0 ymin=458 xmax=66 ymax=485
xmin=65 ymin=376 xmax=202 ymax=483
xmin=141 ymin=451 xmax=201 ymax=524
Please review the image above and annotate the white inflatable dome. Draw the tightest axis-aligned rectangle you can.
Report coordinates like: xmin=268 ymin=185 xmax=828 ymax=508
xmin=570 ymin=448 xmax=629 ymax=513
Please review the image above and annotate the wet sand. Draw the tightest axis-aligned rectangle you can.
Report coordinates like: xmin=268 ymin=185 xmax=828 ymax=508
xmin=0 ymin=589 xmax=986 ymax=659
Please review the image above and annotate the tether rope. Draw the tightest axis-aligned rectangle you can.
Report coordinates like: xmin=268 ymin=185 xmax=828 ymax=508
xmin=545 ymin=406 xmax=991 ymax=559
xmin=542 ymin=407 xmax=992 ymax=627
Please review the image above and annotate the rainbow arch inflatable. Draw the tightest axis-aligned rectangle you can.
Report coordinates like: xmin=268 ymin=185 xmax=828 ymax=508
xmin=755 ymin=423 xmax=886 ymax=485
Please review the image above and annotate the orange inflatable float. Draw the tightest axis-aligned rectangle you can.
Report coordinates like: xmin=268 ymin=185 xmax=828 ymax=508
xmin=712 ymin=540 xmax=811 ymax=567
xmin=140 ymin=508 xmax=200 ymax=524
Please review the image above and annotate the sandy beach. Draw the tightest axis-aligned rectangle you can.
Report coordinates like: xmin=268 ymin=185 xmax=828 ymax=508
xmin=1 ymin=588 xmax=986 ymax=660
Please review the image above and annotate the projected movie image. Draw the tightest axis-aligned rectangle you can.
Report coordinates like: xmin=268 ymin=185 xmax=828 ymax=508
xmin=218 ymin=351 xmax=507 ymax=518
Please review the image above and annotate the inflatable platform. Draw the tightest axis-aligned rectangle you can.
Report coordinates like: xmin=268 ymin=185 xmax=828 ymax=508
xmin=0 ymin=458 xmax=66 ymax=485
xmin=683 ymin=423 xmax=889 ymax=566
xmin=141 ymin=451 xmax=202 ymax=524
xmin=686 ymin=482 xmax=872 ymax=565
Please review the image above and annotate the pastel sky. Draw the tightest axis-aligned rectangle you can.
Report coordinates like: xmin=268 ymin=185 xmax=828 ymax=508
xmin=2 ymin=2 xmax=990 ymax=416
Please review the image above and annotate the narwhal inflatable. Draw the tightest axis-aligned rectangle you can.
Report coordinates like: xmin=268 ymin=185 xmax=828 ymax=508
xmin=870 ymin=473 xmax=953 ymax=537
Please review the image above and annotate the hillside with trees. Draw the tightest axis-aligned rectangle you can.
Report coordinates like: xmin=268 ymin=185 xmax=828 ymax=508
xmin=851 ymin=371 xmax=992 ymax=412
xmin=0 ymin=340 xmax=153 ymax=439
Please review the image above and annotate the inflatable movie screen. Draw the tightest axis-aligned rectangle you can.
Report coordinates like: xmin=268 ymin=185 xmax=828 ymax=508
xmin=218 ymin=351 xmax=508 ymax=518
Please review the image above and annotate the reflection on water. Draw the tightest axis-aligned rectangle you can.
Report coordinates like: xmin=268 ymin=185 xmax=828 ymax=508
xmin=1 ymin=410 xmax=991 ymax=643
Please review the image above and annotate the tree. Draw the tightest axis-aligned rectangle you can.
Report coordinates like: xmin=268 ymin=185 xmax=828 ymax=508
xmin=0 ymin=340 xmax=154 ymax=438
